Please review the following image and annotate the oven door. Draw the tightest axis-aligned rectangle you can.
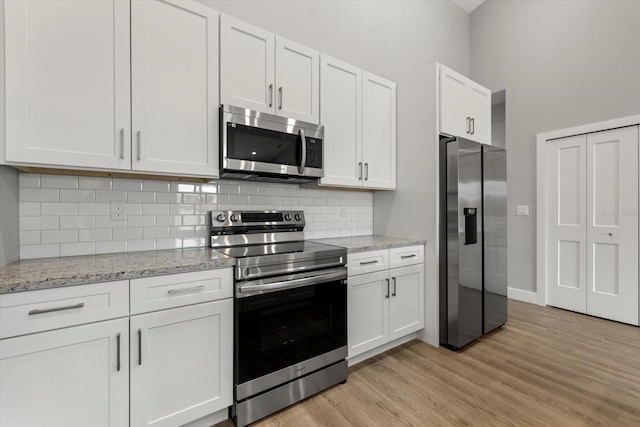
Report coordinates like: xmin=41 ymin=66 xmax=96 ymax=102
xmin=221 ymin=105 xmax=323 ymax=178
xmin=235 ymin=267 xmax=347 ymax=401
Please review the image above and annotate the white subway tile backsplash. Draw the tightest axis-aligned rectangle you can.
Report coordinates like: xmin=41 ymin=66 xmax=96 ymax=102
xmin=41 ymin=203 xmax=79 ymax=216
xmin=79 ymin=176 xmax=113 ymax=190
xmin=21 ymin=244 xmax=60 ymax=259
xmin=114 ymin=178 xmax=143 ymax=191
xmin=60 ymin=216 xmax=96 ymax=230
xmin=41 ymin=230 xmax=78 ymax=244
xmin=21 ymin=188 xmax=59 ymax=202
xmin=18 ymin=172 xmax=373 ymax=259
xmin=96 ymin=241 xmax=127 ymax=254
xmin=79 ymin=228 xmax=112 ymax=242
xmin=19 ymin=202 xmax=40 ymax=216
xmin=61 ymin=242 xmax=96 ymax=257
xmin=41 ymin=175 xmax=79 ymax=189
xmin=20 ymin=216 xmax=59 ymax=231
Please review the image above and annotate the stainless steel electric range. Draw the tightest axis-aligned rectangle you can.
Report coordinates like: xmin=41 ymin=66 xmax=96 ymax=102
xmin=210 ymin=210 xmax=348 ymax=426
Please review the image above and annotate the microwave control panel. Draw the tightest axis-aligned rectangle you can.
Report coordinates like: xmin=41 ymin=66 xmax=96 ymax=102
xmin=306 ymin=138 xmax=322 ymax=168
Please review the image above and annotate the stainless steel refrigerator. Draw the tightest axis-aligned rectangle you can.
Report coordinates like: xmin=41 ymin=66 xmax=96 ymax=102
xmin=439 ymin=136 xmax=507 ymax=350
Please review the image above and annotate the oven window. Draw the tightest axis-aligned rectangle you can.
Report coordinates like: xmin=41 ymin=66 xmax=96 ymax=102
xmin=236 ymin=279 xmax=346 ymax=385
xmin=227 ymin=123 xmax=300 ymax=166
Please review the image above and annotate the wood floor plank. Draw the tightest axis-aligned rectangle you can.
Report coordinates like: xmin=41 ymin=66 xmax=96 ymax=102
xmin=215 ymin=300 xmax=640 ymax=426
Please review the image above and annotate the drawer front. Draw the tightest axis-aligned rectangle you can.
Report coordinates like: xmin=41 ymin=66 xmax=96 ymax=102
xmin=0 ymin=281 xmax=129 ymax=339
xmin=390 ymin=245 xmax=424 ymax=268
xmin=347 ymin=249 xmax=389 ymax=276
xmin=130 ymin=269 xmax=233 ymax=314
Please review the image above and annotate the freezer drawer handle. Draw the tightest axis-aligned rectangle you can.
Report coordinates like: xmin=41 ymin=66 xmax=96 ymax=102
xmin=29 ymin=302 xmax=85 ymax=315
xmin=463 ymin=207 xmax=478 ymax=245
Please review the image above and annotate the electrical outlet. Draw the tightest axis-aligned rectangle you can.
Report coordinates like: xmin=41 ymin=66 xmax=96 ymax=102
xmin=340 ymin=206 xmax=348 ymax=218
xmin=111 ymin=202 xmax=126 ymax=221
xmin=516 ymin=205 xmax=529 ymax=216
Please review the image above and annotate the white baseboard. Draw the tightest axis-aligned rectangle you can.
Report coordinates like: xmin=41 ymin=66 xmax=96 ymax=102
xmin=507 ymin=287 xmax=540 ymax=305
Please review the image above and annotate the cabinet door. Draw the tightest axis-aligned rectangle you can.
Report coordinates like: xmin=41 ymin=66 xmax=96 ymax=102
xmin=275 ymin=36 xmax=319 ymax=123
xmin=467 ymin=82 xmax=491 ymax=145
xmin=131 ymin=0 xmax=219 ymax=177
xmin=319 ymin=55 xmax=362 ymax=187
xmin=347 ymin=271 xmax=389 ymax=358
xmin=586 ymin=126 xmax=639 ymax=325
xmin=130 ymin=300 xmax=233 ymax=427
xmin=389 ymin=264 xmax=424 ymax=341
xmin=362 ymin=71 xmax=396 ymax=189
xmin=220 ymin=14 xmax=275 ymax=114
xmin=4 ymin=0 xmax=131 ymax=170
xmin=546 ymin=135 xmax=587 ymax=313
xmin=0 ymin=318 xmax=129 ymax=427
xmin=439 ymin=65 xmax=468 ymax=140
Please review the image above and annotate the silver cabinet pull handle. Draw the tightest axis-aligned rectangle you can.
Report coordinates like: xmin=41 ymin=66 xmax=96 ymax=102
xmin=168 ymin=285 xmax=205 ymax=294
xmin=400 ymin=254 xmax=416 ymax=259
xmin=138 ymin=328 xmax=142 ymax=366
xmin=466 ymin=116 xmax=471 ymax=134
xmin=269 ymin=83 xmax=273 ymax=107
xmin=392 ymin=277 xmax=397 ymax=297
xmin=120 ymin=128 xmax=125 ymax=159
xmin=137 ymin=130 xmax=141 ymax=161
xmin=359 ymin=260 xmax=378 ymax=265
xmin=279 ymin=86 xmax=283 ymax=110
xmin=364 ymin=163 xmax=369 ymax=181
xmin=358 ymin=162 xmax=363 ymax=180
xmin=471 ymin=117 xmax=475 ymax=135
xmin=116 ymin=333 xmax=121 ymax=372
xmin=385 ymin=278 xmax=390 ymax=299
xmin=29 ymin=302 xmax=85 ymax=315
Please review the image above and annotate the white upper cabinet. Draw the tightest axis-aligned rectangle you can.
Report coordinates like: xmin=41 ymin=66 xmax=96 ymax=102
xmin=3 ymin=0 xmax=219 ymax=178
xmin=439 ymin=64 xmax=491 ymax=145
xmin=362 ymin=71 xmax=396 ymax=190
xmin=4 ymin=0 xmax=132 ymax=170
xmin=220 ymin=15 xmax=319 ymax=123
xmin=131 ymin=0 xmax=219 ymax=177
xmin=319 ymin=55 xmax=396 ymax=190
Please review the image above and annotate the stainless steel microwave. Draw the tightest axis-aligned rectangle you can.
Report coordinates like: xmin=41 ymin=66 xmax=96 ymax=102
xmin=220 ymin=105 xmax=324 ymax=183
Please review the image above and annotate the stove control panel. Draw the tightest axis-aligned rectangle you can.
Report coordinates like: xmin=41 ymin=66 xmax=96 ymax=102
xmin=210 ymin=210 xmax=305 ymax=229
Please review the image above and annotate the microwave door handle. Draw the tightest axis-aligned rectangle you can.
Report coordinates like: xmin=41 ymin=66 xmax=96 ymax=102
xmin=298 ymin=128 xmax=307 ymax=175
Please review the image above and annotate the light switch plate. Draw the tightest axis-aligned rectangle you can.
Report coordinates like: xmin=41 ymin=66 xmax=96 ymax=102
xmin=516 ymin=205 xmax=529 ymax=216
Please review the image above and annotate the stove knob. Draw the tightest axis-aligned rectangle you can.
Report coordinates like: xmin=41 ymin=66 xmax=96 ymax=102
xmin=294 ymin=213 xmax=302 ymax=221
xmin=284 ymin=213 xmax=292 ymax=221
xmin=230 ymin=214 xmax=240 ymax=222
xmin=216 ymin=214 xmax=226 ymax=222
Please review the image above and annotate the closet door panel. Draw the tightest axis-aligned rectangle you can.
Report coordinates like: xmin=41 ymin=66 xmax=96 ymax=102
xmin=586 ymin=126 xmax=639 ymax=325
xmin=546 ymin=135 xmax=587 ymax=313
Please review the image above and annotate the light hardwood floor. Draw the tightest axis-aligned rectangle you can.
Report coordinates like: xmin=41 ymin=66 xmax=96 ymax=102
xmin=217 ymin=300 xmax=640 ymax=426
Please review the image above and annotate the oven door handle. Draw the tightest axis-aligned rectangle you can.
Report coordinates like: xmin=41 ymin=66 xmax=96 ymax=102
xmin=237 ymin=267 xmax=346 ymax=297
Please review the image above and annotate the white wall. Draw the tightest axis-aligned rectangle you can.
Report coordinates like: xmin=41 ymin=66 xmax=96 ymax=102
xmin=0 ymin=166 xmax=19 ymax=266
xmin=470 ymin=0 xmax=640 ymax=294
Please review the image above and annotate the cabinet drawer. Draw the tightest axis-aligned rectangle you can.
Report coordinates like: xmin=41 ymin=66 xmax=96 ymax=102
xmin=0 ymin=281 xmax=129 ymax=339
xmin=130 ymin=269 xmax=233 ymax=314
xmin=347 ymin=249 xmax=389 ymax=276
xmin=389 ymin=245 xmax=424 ymax=268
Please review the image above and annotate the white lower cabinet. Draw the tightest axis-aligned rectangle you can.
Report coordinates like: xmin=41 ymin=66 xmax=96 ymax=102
xmin=130 ymin=300 xmax=233 ymax=427
xmin=347 ymin=246 xmax=424 ymax=360
xmin=0 ymin=318 xmax=130 ymax=427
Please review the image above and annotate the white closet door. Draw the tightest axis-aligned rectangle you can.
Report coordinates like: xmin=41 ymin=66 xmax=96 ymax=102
xmin=546 ymin=135 xmax=587 ymax=313
xmin=586 ymin=126 xmax=639 ymax=325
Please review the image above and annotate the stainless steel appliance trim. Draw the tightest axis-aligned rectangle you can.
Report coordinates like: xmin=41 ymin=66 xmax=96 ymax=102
xmin=298 ymin=128 xmax=307 ymax=175
xmin=235 ymin=360 xmax=347 ymax=427
xmin=236 ymin=267 xmax=347 ymax=298
xmin=28 ymin=302 xmax=85 ymax=315
xmin=236 ymin=346 xmax=347 ymax=401
xmin=211 ymin=231 xmax=304 ymax=248
xmin=237 ymin=252 xmax=346 ymax=281
xmin=220 ymin=105 xmax=324 ymax=178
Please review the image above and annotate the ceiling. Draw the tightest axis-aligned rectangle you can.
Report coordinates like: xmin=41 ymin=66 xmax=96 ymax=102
xmin=451 ymin=0 xmax=485 ymax=14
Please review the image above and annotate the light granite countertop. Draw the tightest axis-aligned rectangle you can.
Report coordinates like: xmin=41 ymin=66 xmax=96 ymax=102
xmin=0 ymin=248 xmax=235 ymax=294
xmin=311 ymin=235 xmax=425 ymax=253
